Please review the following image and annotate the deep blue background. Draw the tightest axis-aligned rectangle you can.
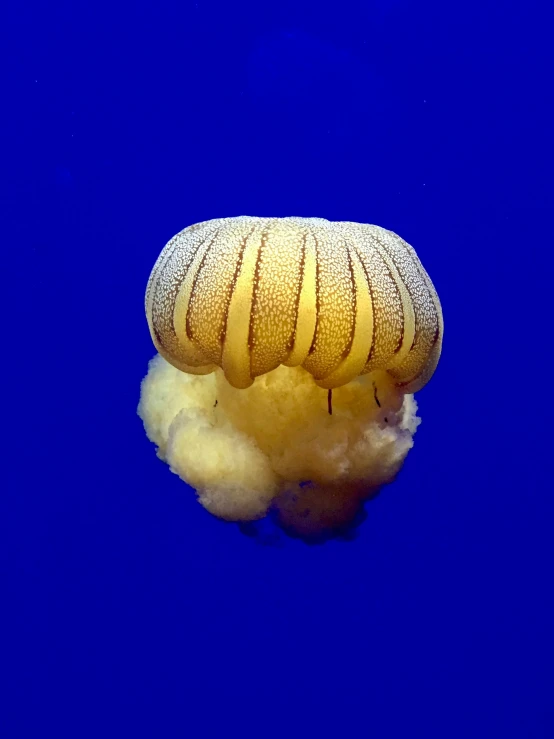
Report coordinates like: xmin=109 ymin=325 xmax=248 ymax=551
xmin=3 ymin=1 xmax=553 ymax=737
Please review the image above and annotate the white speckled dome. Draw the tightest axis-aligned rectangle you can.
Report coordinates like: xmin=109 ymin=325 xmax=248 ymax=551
xmin=145 ymin=216 xmax=443 ymax=392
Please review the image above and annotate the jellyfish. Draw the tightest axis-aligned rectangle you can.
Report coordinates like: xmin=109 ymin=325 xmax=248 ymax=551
xmin=138 ymin=216 xmax=443 ymax=540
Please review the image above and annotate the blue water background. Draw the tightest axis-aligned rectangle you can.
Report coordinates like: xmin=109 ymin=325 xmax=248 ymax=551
xmin=3 ymin=1 xmax=553 ymax=737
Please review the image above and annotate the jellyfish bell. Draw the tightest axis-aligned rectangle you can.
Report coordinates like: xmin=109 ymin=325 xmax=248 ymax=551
xmin=138 ymin=216 xmax=443 ymax=541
